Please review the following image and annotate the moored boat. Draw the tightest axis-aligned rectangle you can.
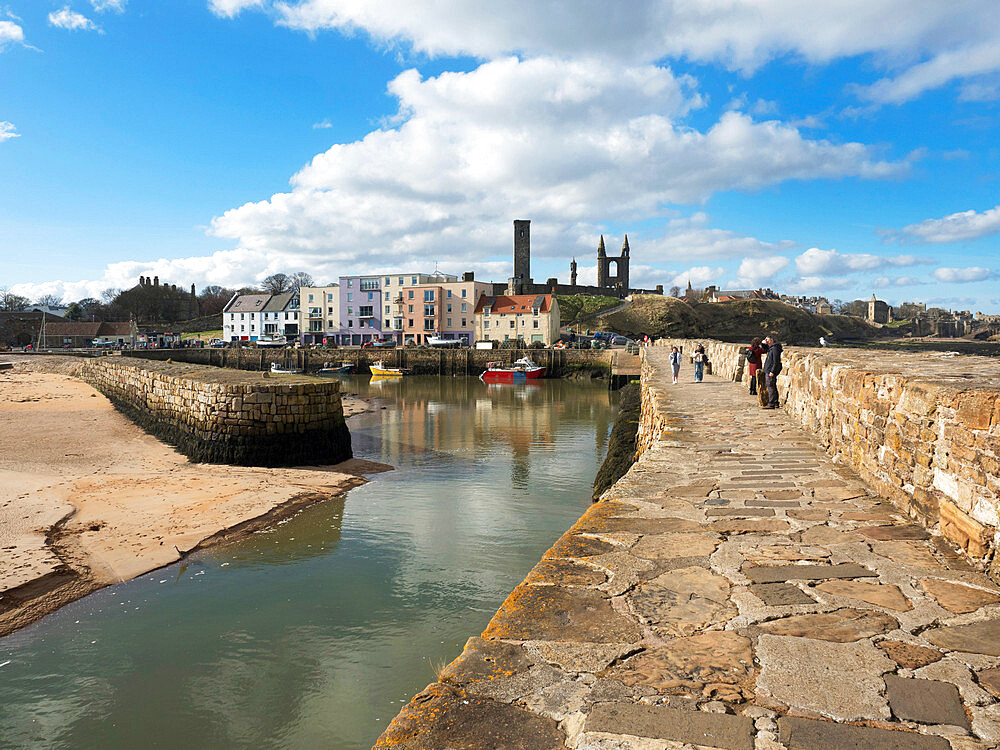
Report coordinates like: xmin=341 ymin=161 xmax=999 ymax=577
xmin=270 ymin=362 xmax=301 ymax=374
xmin=369 ymin=360 xmax=407 ymax=377
xmin=480 ymin=357 xmax=545 ymax=382
xmin=318 ymin=361 xmax=354 ymax=374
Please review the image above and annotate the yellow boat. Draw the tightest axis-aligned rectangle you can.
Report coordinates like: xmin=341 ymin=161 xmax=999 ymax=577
xmin=369 ymin=360 xmax=407 ymax=377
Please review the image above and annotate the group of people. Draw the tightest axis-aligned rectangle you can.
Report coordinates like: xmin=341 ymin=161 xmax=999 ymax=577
xmin=744 ymin=336 xmax=783 ymax=409
xmin=667 ymin=343 xmax=708 ymax=385
xmin=664 ymin=337 xmax=783 ymax=410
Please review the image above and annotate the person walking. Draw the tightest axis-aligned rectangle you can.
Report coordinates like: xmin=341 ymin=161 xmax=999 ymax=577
xmin=693 ymin=344 xmax=706 ymax=382
xmin=745 ymin=337 xmax=763 ymax=396
xmin=762 ymin=335 xmax=783 ymax=408
xmin=669 ymin=346 xmax=681 ymax=384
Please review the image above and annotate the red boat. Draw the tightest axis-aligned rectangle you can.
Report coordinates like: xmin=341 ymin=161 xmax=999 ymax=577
xmin=481 ymin=357 xmax=545 ymax=382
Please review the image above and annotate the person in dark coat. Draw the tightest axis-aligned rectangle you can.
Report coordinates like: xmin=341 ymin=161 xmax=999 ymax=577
xmin=745 ymin=337 xmax=763 ymax=396
xmin=762 ymin=335 xmax=782 ymax=408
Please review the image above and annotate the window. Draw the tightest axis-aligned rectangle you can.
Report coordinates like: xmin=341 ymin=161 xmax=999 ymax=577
xmin=408 ymin=319 xmax=413 ymax=326
xmin=461 ymin=289 xmax=467 ymax=297
xmin=347 ymin=279 xmax=352 ymax=288
xmin=347 ymin=306 xmax=353 ymax=314
xmin=240 ymin=313 xmax=244 ymax=320
xmin=385 ymin=292 xmax=390 ymax=300
xmin=385 ymin=305 xmax=390 ymax=313
xmin=424 ymin=305 xmax=434 ymax=316
xmin=308 ymin=294 xmax=314 ymax=302
xmin=408 ymin=290 xmax=414 ymax=299
xmin=447 ymin=304 xmax=452 ymax=313
xmin=368 ymin=292 xmax=373 ymax=301
xmin=411 ymin=276 xmax=417 ymax=284
xmin=509 ymin=320 xmax=515 ymax=328
xmin=447 ymin=318 xmax=452 ymax=326
xmin=359 ymin=306 xmax=374 ymax=318
xmin=461 ymin=318 xmax=466 ymax=327
xmin=360 ymin=279 xmax=378 ymax=291
xmin=447 ymin=290 xmax=452 ymax=298
xmin=328 ymin=306 xmax=334 ymax=314
xmin=533 ymin=320 xmax=539 ymax=328
xmin=348 ymin=320 xmax=354 ymax=327
xmin=398 ymin=276 xmax=404 ymax=285
xmin=327 ymin=320 xmax=334 ymax=328
xmin=385 ymin=277 xmax=391 ymax=285
xmin=424 ymin=289 xmax=435 ymax=301
xmin=327 ymin=293 xmax=333 ymax=301
xmin=461 ymin=302 xmax=467 ymax=313
xmin=240 ymin=325 xmax=245 ymax=332
xmin=347 ymin=293 xmax=353 ymax=302
xmin=385 ymin=319 xmax=390 ymax=328
xmin=484 ymin=320 xmax=490 ymax=329
xmin=408 ymin=304 xmax=413 ymax=313
xmin=484 ymin=307 xmax=490 ymax=316
xmin=423 ymin=319 xmax=435 ymax=331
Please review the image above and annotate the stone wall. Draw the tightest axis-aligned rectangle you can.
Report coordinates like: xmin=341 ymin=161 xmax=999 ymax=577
xmin=126 ymin=347 xmax=614 ymax=378
xmin=655 ymin=339 xmax=1000 ymax=574
xmin=80 ymin=358 xmax=352 ymax=467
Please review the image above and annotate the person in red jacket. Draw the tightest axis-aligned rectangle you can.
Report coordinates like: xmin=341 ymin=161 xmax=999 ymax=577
xmin=745 ymin=337 xmax=763 ymax=396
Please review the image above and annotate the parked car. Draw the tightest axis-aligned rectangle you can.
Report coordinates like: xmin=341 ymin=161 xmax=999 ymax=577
xmin=610 ymin=335 xmax=632 ymax=346
xmin=208 ymin=338 xmax=225 ymax=348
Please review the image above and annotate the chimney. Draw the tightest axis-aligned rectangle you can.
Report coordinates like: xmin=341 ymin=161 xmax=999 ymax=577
xmin=191 ymin=283 xmax=196 ymax=296
xmin=462 ymin=271 xmax=475 ymax=282
xmin=153 ymin=276 xmax=159 ymax=286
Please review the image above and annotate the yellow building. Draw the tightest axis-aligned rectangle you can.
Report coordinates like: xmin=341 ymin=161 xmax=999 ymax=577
xmin=473 ymin=294 xmax=560 ymax=345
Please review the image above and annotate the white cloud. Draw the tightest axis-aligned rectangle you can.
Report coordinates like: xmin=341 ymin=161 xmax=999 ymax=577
xmin=787 ymin=276 xmax=856 ymax=293
xmin=932 ymin=266 xmax=994 ymax=283
xmin=886 ymin=204 xmax=1000 ymax=244
xmin=48 ymin=7 xmax=100 ymax=32
xmin=0 ymin=121 xmax=19 ymax=142
xmin=728 ymin=256 xmax=790 ymax=287
xmin=208 ymin=0 xmax=265 ymax=18
xmin=91 ymin=0 xmax=126 ymax=11
xmin=208 ymin=57 xmax=903 ymax=276
xmin=872 ymin=276 xmax=926 ymax=287
xmin=312 ymin=119 xmax=332 ymax=129
xmin=0 ymin=19 xmax=24 ymax=48
xmin=220 ymin=0 xmax=1000 ymax=105
xmin=669 ymin=266 xmax=723 ymax=288
xmin=645 ymin=216 xmax=796 ymax=261
xmin=795 ymin=247 xmax=929 ymax=276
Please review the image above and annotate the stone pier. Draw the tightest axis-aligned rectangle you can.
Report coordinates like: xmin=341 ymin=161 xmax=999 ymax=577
xmin=375 ymin=346 xmax=1000 ymax=749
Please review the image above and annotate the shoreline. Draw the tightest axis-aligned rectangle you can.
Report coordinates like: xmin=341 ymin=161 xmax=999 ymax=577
xmin=0 ymin=356 xmax=387 ymax=638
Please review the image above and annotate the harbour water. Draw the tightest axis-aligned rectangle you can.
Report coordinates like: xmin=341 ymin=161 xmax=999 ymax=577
xmin=0 ymin=376 xmax=616 ymax=749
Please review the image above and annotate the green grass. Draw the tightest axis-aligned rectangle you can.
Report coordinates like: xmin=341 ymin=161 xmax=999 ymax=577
xmin=180 ymin=329 xmax=222 ymax=341
xmin=556 ymin=294 xmax=622 ymax=326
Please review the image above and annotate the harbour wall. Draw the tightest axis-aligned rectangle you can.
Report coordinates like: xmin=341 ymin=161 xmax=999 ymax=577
xmin=654 ymin=339 xmax=1000 ymax=576
xmin=124 ymin=347 xmax=614 ymax=378
xmin=80 ymin=358 xmax=352 ymax=466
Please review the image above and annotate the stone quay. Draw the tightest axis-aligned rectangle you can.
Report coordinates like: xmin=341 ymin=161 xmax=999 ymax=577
xmin=375 ymin=343 xmax=1000 ymax=749
xmin=80 ymin=357 xmax=352 ymax=466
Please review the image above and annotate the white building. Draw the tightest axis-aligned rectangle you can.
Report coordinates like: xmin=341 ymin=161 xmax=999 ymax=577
xmin=223 ymin=293 xmax=271 ymax=342
xmin=261 ymin=292 xmax=299 ymax=339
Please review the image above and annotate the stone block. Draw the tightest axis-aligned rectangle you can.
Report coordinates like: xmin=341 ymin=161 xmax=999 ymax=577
xmin=777 ymin=716 xmax=949 ymax=749
xmin=940 ymin=497 xmax=991 ymax=558
xmin=585 ymin=702 xmax=753 ymax=749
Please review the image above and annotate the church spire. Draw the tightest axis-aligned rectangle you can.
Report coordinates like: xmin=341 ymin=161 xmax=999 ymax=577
xmin=621 ymin=234 xmax=630 ymax=256
xmin=597 ymin=235 xmax=606 ymax=257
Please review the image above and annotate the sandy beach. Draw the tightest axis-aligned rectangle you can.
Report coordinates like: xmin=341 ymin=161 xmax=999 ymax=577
xmin=0 ymin=355 xmax=385 ymax=636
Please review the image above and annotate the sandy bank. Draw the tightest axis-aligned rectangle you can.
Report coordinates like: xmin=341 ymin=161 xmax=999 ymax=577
xmin=0 ymin=355 xmax=386 ymax=636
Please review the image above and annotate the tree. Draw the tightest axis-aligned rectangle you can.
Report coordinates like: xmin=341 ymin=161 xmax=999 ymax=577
xmin=261 ymin=273 xmax=291 ymax=294
xmin=101 ymin=287 xmax=122 ymax=304
xmin=290 ymin=272 xmax=314 ymax=292
xmin=34 ymin=294 xmax=64 ymax=309
xmin=198 ymin=285 xmax=236 ymax=316
xmin=0 ymin=288 xmax=29 ymax=311
xmin=64 ymin=302 xmax=83 ymax=320
xmin=669 ymin=285 xmax=681 ymax=298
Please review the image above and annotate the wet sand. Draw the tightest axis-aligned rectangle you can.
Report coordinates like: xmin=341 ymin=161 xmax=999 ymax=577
xmin=0 ymin=355 xmax=385 ymax=636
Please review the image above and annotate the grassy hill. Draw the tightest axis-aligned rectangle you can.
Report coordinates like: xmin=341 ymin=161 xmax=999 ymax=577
xmin=589 ymin=297 xmax=880 ymax=344
xmin=556 ymin=294 xmax=622 ymax=326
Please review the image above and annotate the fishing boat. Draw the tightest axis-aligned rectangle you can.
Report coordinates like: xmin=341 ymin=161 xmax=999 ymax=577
xmin=270 ymin=362 xmax=301 ymax=374
xmin=369 ymin=360 xmax=407 ymax=377
xmin=480 ymin=357 xmax=545 ymax=383
xmin=318 ymin=361 xmax=354 ymax=374
xmin=426 ymin=335 xmax=461 ymax=348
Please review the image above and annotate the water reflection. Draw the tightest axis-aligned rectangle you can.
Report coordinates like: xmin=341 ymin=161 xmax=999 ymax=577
xmin=0 ymin=377 xmax=616 ymax=750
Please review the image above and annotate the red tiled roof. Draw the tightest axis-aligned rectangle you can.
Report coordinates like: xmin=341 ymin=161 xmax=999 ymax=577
xmin=474 ymin=294 xmax=552 ymax=315
xmin=98 ymin=322 xmax=133 ymax=336
xmin=45 ymin=322 xmax=101 ymax=336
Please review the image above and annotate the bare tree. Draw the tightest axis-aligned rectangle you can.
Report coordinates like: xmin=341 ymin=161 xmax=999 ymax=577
xmin=261 ymin=273 xmax=291 ymax=294
xmin=669 ymin=285 xmax=680 ymax=298
xmin=290 ymin=272 xmax=314 ymax=293
xmin=34 ymin=294 xmax=64 ymax=309
xmin=101 ymin=288 xmax=122 ymax=304
xmin=0 ymin=288 xmax=29 ymax=311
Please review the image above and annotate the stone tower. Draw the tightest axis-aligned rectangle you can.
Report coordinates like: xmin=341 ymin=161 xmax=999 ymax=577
xmin=596 ymin=236 xmax=607 ymax=287
xmin=596 ymin=234 xmax=630 ymax=293
xmin=570 ymin=257 xmax=577 ymax=286
xmin=513 ymin=220 xmax=531 ymax=285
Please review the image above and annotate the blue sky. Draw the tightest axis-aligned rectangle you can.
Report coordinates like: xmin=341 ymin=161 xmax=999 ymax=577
xmin=2 ymin=1 xmax=999 ymax=312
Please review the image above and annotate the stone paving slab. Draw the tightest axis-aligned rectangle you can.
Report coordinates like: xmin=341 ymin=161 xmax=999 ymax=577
xmin=375 ymin=348 xmax=1000 ymax=749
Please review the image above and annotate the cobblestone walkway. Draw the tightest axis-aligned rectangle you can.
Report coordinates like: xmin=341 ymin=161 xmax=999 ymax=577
xmin=375 ymin=348 xmax=1000 ymax=749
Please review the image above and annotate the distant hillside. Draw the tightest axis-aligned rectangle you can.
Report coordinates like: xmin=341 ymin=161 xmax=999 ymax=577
xmin=556 ymin=294 xmax=622 ymax=326
xmin=591 ymin=297 xmax=881 ymax=343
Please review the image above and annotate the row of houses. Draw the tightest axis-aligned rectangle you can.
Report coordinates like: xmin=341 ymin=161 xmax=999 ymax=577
xmin=222 ymin=271 xmax=561 ymax=346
